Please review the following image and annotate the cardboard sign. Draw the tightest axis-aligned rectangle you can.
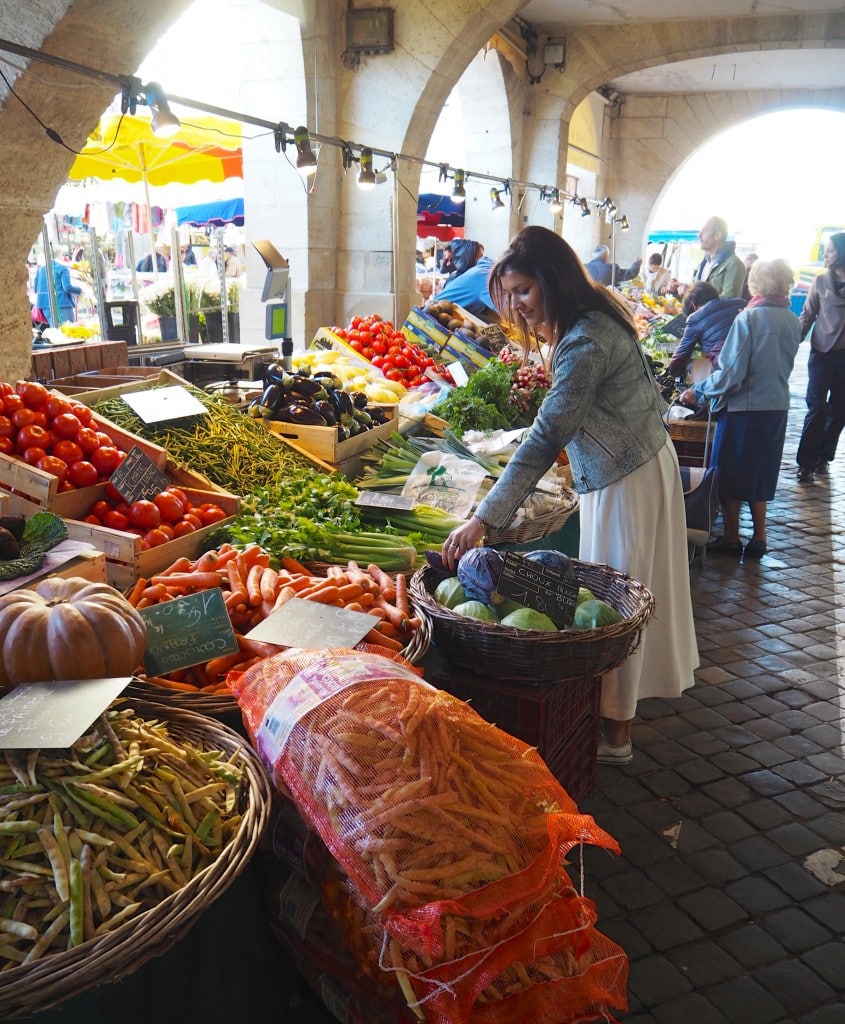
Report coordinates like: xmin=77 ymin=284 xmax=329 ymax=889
xmin=109 ymin=444 xmax=170 ymax=503
xmin=0 ymin=677 xmax=132 ymax=750
xmin=140 ymin=588 xmax=238 ymax=676
xmin=122 ymin=385 xmax=209 ymax=425
xmin=447 ymin=361 xmax=469 ymax=387
xmin=246 ymin=596 xmax=374 ymax=651
xmin=496 ymin=551 xmax=579 ymax=628
xmin=355 ymin=491 xmax=416 ymax=511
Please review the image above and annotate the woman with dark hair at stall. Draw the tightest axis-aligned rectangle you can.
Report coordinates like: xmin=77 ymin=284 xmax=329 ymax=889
xmin=441 ymin=225 xmax=698 ymax=765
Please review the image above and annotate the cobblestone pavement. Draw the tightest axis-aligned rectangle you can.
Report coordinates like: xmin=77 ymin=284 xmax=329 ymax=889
xmin=579 ymin=345 xmax=845 ymax=1023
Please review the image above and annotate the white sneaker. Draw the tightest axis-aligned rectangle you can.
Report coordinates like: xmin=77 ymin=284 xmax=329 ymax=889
xmin=596 ymin=737 xmax=633 ymax=765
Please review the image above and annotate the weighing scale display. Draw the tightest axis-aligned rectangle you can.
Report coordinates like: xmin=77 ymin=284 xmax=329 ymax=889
xmin=265 ymin=301 xmax=288 ymax=340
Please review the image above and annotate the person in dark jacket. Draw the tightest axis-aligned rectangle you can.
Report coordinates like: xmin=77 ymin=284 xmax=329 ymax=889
xmin=434 ymin=238 xmax=497 ymax=317
xmin=668 ymin=281 xmax=746 ymax=378
xmin=583 ymin=244 xmax=642 ymax=287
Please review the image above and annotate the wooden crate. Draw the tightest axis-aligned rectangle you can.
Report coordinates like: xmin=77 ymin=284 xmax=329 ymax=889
xmin=61 ymin=487 xmax=240 ymax=589
xmin=25 ymin=549 xmax=108 ymax=589
xmin=51 ymin=366 xmax=164 ymax=396
xmin=68 ymin=368 xmax=193 ymax=407
xmin=265 ymin=406 xmax=396 ymax=464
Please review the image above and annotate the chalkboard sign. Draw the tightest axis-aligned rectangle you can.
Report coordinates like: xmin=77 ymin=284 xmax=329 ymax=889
xmin=355 ymin=491 xmax=416 ymax=511
xmin=109 ymin=445 xmax=170 ymax=503
xmin=0 ymin=677 xmax=131 ymax=750
xmin=140 ymin=588 xmax=238 ymax=676
xmin=246 ymin=596 xmax=374 ymax=651
xmin=496 ymin=551 xmax=579 ymax=628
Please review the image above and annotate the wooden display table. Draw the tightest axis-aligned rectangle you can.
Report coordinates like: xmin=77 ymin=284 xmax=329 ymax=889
xmin=30 ymin=339 xmax=129 ymax=382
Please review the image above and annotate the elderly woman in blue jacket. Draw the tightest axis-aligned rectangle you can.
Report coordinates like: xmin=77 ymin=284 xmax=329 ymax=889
xmin=441 ymin=226 xmax=698 ymax=766
xmin=680 ymin=259 xmax=801 ymax=560
xmin=668 ymin=281 xmax=745 ymax=379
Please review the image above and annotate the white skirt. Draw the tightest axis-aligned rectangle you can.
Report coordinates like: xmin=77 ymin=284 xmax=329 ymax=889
xmin=579 ymin=441 xmax=699 ymax=721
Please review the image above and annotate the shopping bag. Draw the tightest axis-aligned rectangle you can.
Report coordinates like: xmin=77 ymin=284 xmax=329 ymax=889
xmin=680 ymin=464 xmax=720 ymax=535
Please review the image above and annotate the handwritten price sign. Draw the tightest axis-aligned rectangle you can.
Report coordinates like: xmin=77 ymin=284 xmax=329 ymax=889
xmin=140 ymin=588 xmax=238 ymax=676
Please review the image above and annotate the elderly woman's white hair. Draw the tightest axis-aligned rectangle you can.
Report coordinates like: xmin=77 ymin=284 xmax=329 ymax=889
xmin=748 ymin=258 xmax=794 ymax=298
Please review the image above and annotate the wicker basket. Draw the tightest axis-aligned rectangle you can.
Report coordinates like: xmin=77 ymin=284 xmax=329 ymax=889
xmin=0 ymin=699 xmax=272 ymax=1019
xmin=410 ymin=560 xmax=655 ymax=684
xmin=125 ymin=677 xmax=239 ymax=716
xmin=668 ymin=417 xmax=715 ymax=444
xmin=487 ymin=487 xmax=579 ymax=545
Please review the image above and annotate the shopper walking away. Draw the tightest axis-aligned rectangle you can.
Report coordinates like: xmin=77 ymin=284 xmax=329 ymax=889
xmin=694 ymin=216 xmax=746 ymax=298
xmin=680 ymin=259 xmax=801 ymax=560
xmin=441 ymin=225 xmax=698 ymax=766
xmin=668 ymin=281 xmax=745 ymax=379
xmin=583 ymin=244 xmax=642 ymax=287
xmin=33 ymin=258 xmax=82 ymax=327
xmin=795 ymin=231 xmax=845 ymax=482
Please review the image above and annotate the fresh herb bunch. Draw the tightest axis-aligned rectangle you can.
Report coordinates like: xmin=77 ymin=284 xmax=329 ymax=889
xmin=433 ymin=352 xmax=549 ymax=434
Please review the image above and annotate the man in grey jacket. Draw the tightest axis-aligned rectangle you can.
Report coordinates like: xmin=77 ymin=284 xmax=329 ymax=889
xmin=694 ymin=217 xmax=745 ymax=299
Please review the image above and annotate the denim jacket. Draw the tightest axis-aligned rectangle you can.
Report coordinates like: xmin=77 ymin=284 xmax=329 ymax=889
xmin=475 ymin=311 xmax=669 ymax=532
xmin=692 ymin=304 xmax=801 ymax=413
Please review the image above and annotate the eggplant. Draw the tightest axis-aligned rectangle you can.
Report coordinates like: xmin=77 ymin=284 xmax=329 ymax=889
xmin=287 ymin=403 xmax=329 ymax=426
xmin=289 ymin=374 xmax=324 ymax=396
xmin=261 ymin=383 xmax=285 ymax=412
xmin=313 ymin=372 xmax=343 ymax=390
xmin=264 ymin=362 xmax=288 ymax=386
xmin=246 ymin=397 xmax=266 ymax=419
xmin=351 ymin=391 xmax=369 ymax=410
xmin=313 ymin=400 xmax=337 ymax=426
xmin=336 ymin=424 xmax=351 ymax=442
xmin=330 ymin=388 xmax=354 ymax=417
xmin=353 ymin=408 xmax=372 ymax=428
xmin=369 ymin=407 xmax=388 ymax=424
xmin=292 ymin=383 xmax=329 ymax=404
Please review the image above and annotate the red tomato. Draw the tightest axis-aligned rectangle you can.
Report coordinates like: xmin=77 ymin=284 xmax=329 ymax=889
xmin=154 ymin=490 xmax=187 ymax=523
xmin=16 ymin=424 xmax=51 ymax=451
xmin=392 ymin=355 xmax=410 ymax=369
xmin=90 ymin=499 xmax=112 ymax=519
xmin=75 ymin=427 xmax=100 ymax=455
xmin=46 ymin=396 xmax=72 ymax=419
xmin=0 ymin=416 xmax=14 ymax=439
xmin=196 ymin=504 xmax=228 ymax=526
xmin=102 ymin=509 xmax=130 ymax=531
xmin=82 ymin=514 xmax=102 ymax=525
xmin=37 ymin=455 xmax=68 ymax=480
xmin=164 ymin=486 xmax=189 ymax=504
xmin=0 ymin=437 xmax=14 ymax=455
xmin=387 ymin=345 xmax=402 ymax=357
xmin=182 ymin=512 xmax=203 ymax=530
xmin=385 ymin=369 xmax=404 ymax=382
xmin=67 ymin=460 xmax=99 ymax=488
xmin=22 ymin=446 xmax=48 ymax=466
xmin=0 ymin=383 xmax=12 ymax=397
xmin=142 ymin=528 xmax=169 ymax=548
xmin=16 ymin=381 xmax=49 ymax=409
xmin=129 ymin=500 xmax=161 ymax=530
xmin=349 ymin=339 xmax=364 ymax=353
xmin=69 ymin=403 xmax=93 ymax=427
xmin=12 ymin=408 xmax=43 ymax=430
xmin=90 ymin=446 xmax=123 ymax=477
xmin=94 ymin=432 xmax=114 ymax=447
xmin=172 ymin=520 xmax=196 ymax=538
xmin=52 ymin=440 xmax=83 ymax=464
xmin=57 ymin=479 xmax=76 ymax=493
xmin=103 ymin=482 xmax=124 ymax=505
xmin=51 ymin=413 xmax=82 ymax=440
xmin=156 ymin=523 xmax=175 ymax=541
xmin=2 ymin=394 xmax=23 ymax=415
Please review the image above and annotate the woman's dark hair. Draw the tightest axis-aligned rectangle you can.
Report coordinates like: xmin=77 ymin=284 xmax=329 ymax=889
xmin=488 ymin=225 xmax=637 ymax=348
xmin=681 ymin=280 xmax=719 ymax=316
xmin=829 ymin=231 xmax=845 ymax=266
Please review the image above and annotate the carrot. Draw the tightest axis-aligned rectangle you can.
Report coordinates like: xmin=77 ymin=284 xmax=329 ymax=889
xmin=336 ymin=583 xmax=365 ymax=604
xmin=298 ymin=577 xmax=342 ymax=599
xmin=150 ymin=572 xmax=223 ymax=592
xmin=394 ymin=573 xmax=409 ymax=619
xmin=375 ymin=596 xmax=408 ymax=629
xmin=280 ymin=555 xmax=311 ymax=575
xmin=147 ymin=677 xmax=200 ymax=693
xmin=303 ymin=585 xmax=342 ymax=605
xmin=272 ymin=585 xmax=297 ymax=611
xmin=226 ymin=559 xmax=248 ymax=600
xmin=344 ymin=602 xmax=366 ymax=613
xmin=246 ymin=564 xmax=265 ymax=607
xmin=224 ymin=593 xmax=248 ymax=616
xmin=259 ymin=567 xmax=279 ymax=604
xmin=374 ymin=620 xmax=403 ymax=639
xmin=260 ymin=598 xmax=277 ymax=620
xmin=326 ymin=565 xmax=346 ymax=579
xmin=156 ymin=556 xmax=192 ymax=577
xmin=367 ymin=564 xmax=396 ymax=602
xmin=194 ymin=546 xmax=238 ymax=572
xmin=205 ymin=651 xmax=248 ymax=680
xmin=362 ymin=627 xmax=403 ymax=651
xmin=141 ymin=583 xmax=169 ymax=604
xmin=235 ymin=633 xmax=284 ymax=658
xmin=356 ymin=592 xmax=375 ymax=610
xmin=126 ymin=578 xmax=148 ymax=607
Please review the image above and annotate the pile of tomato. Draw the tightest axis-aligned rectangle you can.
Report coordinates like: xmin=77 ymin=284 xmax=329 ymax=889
xmin=330 ymin=314 xmax=453 ymax=389
xmin=0 ymin=381 xmax=126 ymax=491
xmin=81 ymin=484 xmax=229 ymax=550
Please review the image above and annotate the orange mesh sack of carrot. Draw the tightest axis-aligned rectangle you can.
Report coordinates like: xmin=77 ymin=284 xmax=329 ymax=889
xmin=230 ymin=647 xmax=628 ymax=1024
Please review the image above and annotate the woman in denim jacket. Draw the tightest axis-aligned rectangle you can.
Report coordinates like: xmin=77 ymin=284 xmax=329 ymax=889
xmin=442 ymin=226 xmax=698 ymax=765
xmin=681 ymin=259 xmax=801 ymax=560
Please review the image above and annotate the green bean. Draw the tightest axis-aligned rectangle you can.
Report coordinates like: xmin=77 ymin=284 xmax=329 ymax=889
xmin=68 ymin=858 xmax=84 ymax=947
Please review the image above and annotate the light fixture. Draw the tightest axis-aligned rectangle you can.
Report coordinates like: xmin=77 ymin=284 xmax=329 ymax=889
xmin=490 ymin=187 xmax=506 ymax=212
xmin=294 ymin=125 xmax=318 ymax=177
xmin=144 ymin=82 xmax=180 ymax=137
xmin=357 ymin=148 xmax=376 ymax=190
xmin=452 ymin=168 xmax=466 ymax=202
xmin=597 ymin=196 xmax=613 ymax=211
xmin=548 ymin=187 xmax=562 ymax=213
xmin=580 ymin=197 xmax=591 ymax=217
xmin=618 ymin=214 xmax=630 ymax=231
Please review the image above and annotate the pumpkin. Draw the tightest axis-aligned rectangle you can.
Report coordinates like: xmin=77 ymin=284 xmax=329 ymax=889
xmin=0 ymin=576 xmax=147 ymax=688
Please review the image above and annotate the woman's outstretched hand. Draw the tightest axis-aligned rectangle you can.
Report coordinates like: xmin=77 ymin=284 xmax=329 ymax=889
xmin=441 ymin=515 xmax=487 ymax=571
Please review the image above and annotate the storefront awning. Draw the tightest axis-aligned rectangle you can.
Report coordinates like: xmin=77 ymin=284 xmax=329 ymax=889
xmin=176 ymin=198 xmax=244 ymax=227
xmin=648 ymin=230 xmax=700 ymax=243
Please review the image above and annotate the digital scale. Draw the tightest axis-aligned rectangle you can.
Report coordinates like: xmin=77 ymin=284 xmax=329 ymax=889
xmin=181 ymin=342 xmax=278 ymax=363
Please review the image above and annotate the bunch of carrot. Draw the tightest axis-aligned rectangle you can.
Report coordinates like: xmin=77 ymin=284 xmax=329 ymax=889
xmin=127 ymin=543 xmax=422 ymax=694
